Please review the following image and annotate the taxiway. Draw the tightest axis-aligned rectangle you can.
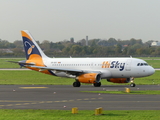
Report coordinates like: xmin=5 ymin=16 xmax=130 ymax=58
xmin=0 ymin=85 xmax=160 ymax=110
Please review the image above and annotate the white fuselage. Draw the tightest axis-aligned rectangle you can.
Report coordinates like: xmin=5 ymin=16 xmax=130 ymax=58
xmin=43 ymin=57 xmax=155 ymax=79
xmin=20 ymin=30 xmax=155 ymax=87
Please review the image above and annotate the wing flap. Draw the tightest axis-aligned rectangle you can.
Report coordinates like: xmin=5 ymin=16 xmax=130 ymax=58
xmin=29 ymin=65 xmax=83 ymax=73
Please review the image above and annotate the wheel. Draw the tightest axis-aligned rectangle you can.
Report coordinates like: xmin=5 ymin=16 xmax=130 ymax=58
xmin=94 ymin=82 xmax=101 ymax=87
xmin=130 ymin=83 xmax=136 ymax=87
xmin=73 ymin=81 xmax=81 ymax=87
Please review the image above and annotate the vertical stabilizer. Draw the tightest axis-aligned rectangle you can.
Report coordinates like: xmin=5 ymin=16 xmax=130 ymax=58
xmin=21 ymin=30 xmax=48 ymax=60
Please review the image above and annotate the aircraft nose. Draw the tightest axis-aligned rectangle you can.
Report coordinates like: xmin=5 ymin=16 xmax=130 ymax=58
xmin=148 ymin=67 xmax=155 ymax=75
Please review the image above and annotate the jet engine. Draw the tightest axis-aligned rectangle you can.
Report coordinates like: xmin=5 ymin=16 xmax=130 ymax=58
xmin=107 ymin=78 xmax=130 ymax=83
xmin=76 ymin=73 xmax=101 ymax=83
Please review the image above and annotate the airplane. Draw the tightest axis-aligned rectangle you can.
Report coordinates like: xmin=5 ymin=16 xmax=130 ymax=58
xmin=11 ymin=30 xmax=155 ymax=87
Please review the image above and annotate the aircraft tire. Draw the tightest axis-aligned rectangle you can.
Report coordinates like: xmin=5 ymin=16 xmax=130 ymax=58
xmin=94 ymin=82 xmax=101 ymax=87
xmin=130 ymin=83 xmax=136 ymax=87
xmin=73 ymin=81 xmax=81 ymax=87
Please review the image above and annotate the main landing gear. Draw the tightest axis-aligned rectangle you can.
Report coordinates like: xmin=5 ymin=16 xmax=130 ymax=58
xmin=73 ymin=81 xmax=81 ymax=87
xmin=130 ymin=77 xmax=136 ymax=87
xmin=93 ymin=82 xmax=101 ymax=87
xmin=73 ymin=80 xmax=101 ymax=87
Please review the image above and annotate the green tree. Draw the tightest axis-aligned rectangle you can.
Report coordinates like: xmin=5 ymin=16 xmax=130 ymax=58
xmin=115 ymin=44 xmax=122 ymax=55
xmin=108 ymin=38 xmax=117 ymax=46
xmin=70 ymin=45 xmax=82 ymax=56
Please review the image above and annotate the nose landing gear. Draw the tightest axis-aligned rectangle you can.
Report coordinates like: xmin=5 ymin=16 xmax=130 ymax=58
xmin=130 ymin=77 xmax=136 ymax=87
xmin=130 ymin=83 xmax=136 ymax=87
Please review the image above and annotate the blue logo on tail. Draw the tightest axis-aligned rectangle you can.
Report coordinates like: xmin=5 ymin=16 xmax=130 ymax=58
xmin=23 ymin=37 xmax=41 ymax=59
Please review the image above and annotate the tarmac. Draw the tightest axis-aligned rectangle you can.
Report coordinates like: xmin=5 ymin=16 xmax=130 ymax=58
xmin=0 ymin=85 xmax=160 ymax=110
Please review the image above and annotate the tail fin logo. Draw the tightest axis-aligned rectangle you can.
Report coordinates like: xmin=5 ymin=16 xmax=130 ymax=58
xmin=28 ymin=45 xmax=35 ymax=55
xmin=21 ymin=30 xmax=48 ymax=60
xmin=24 ymin=41 xmax=35 ymax=55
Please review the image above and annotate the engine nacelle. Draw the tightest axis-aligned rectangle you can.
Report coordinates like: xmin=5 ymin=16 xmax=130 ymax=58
xmin=107 ymin=78 xmax=130 ymax=83
xmin=77 ymin=73 xmax=101 ymax=83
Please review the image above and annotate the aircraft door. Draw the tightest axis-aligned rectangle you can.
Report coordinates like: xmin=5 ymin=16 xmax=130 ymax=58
xmin=125 ymin=59 xmax=132 ymax=71
xmin=90 ymin=62 xmax=94 ymax=69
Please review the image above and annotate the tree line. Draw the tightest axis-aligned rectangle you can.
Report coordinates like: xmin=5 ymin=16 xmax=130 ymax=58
xmin=0 ymin=38 xmax=159 ymax=57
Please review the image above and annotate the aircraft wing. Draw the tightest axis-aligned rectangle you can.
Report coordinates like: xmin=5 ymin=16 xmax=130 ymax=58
xmin=28 ymin=65 xmax=101 ymax=75
xmin=8 ymin=61 xmax=102 ymax=75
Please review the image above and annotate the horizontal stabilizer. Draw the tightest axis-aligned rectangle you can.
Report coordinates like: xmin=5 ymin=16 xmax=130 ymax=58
xmin=7 ymin=61 xmax=35 ymax=65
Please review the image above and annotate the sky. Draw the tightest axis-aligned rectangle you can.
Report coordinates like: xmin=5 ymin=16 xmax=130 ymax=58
xmin=0 ymin=0 xmax=160 ymax=43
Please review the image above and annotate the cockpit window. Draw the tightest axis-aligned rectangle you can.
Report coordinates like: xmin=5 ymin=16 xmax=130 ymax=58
xmin=144 ymin=63 xmax=148 ymax=66
xmin=137 ymin=63 xmax=140 ymax=66
xmin=137 ymin=63 xmax=148 ymax=66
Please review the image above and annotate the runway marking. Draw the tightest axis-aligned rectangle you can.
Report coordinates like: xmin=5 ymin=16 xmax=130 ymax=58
xmin=46 ymin=101 xmax=53 ymax=103
xmin=91 ymin=98 xmax=96 ymax=100
xmin=0 ymin=97 xmax=104 ymax=108
xmin=0 ymin=100 xmax=32 ymax=102
xmin=39 ymin=101 xmax=45 ymax=103
xmin=84 ymin=98 xmax=89 ymax=100
xmin=19 ymin=87 xmax=48 ymax=89
xmin=77 ymin=99 xmax=82 ymax=101
xmin=61 ymin=100 xmax=68 ymax=102
xmin=98 ymin=97 xmax=103 ymax=99
xmin=15 ymin=104 xmax=21 ymax=105
xmin=6 ymin=104 xmax=13 ymax=106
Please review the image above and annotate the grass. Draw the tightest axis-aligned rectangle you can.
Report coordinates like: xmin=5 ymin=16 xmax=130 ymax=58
xmin=0 ymin=58 xmax=159 ymax=120
xmin=0 ymin=70 xmax=159 ymax=85
xmin=0 ymin=58 xmax=159 ymax=119
xmin=0 ymin=70 xmax=73 ymax=85
xmin=0 ymin=109 xmax=159 ymax=120
xmin=0 ymin=58 xmax=24 ymax=68
xmin=138 ymin=57 xmax=160 ymax=60
xmin=134 ymin=70 xmax=160 ymax=85
xmin=82 ymin=90 xmax=160 ymax=94
xmin=145 ymin=59 xmax=160 ymax=68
